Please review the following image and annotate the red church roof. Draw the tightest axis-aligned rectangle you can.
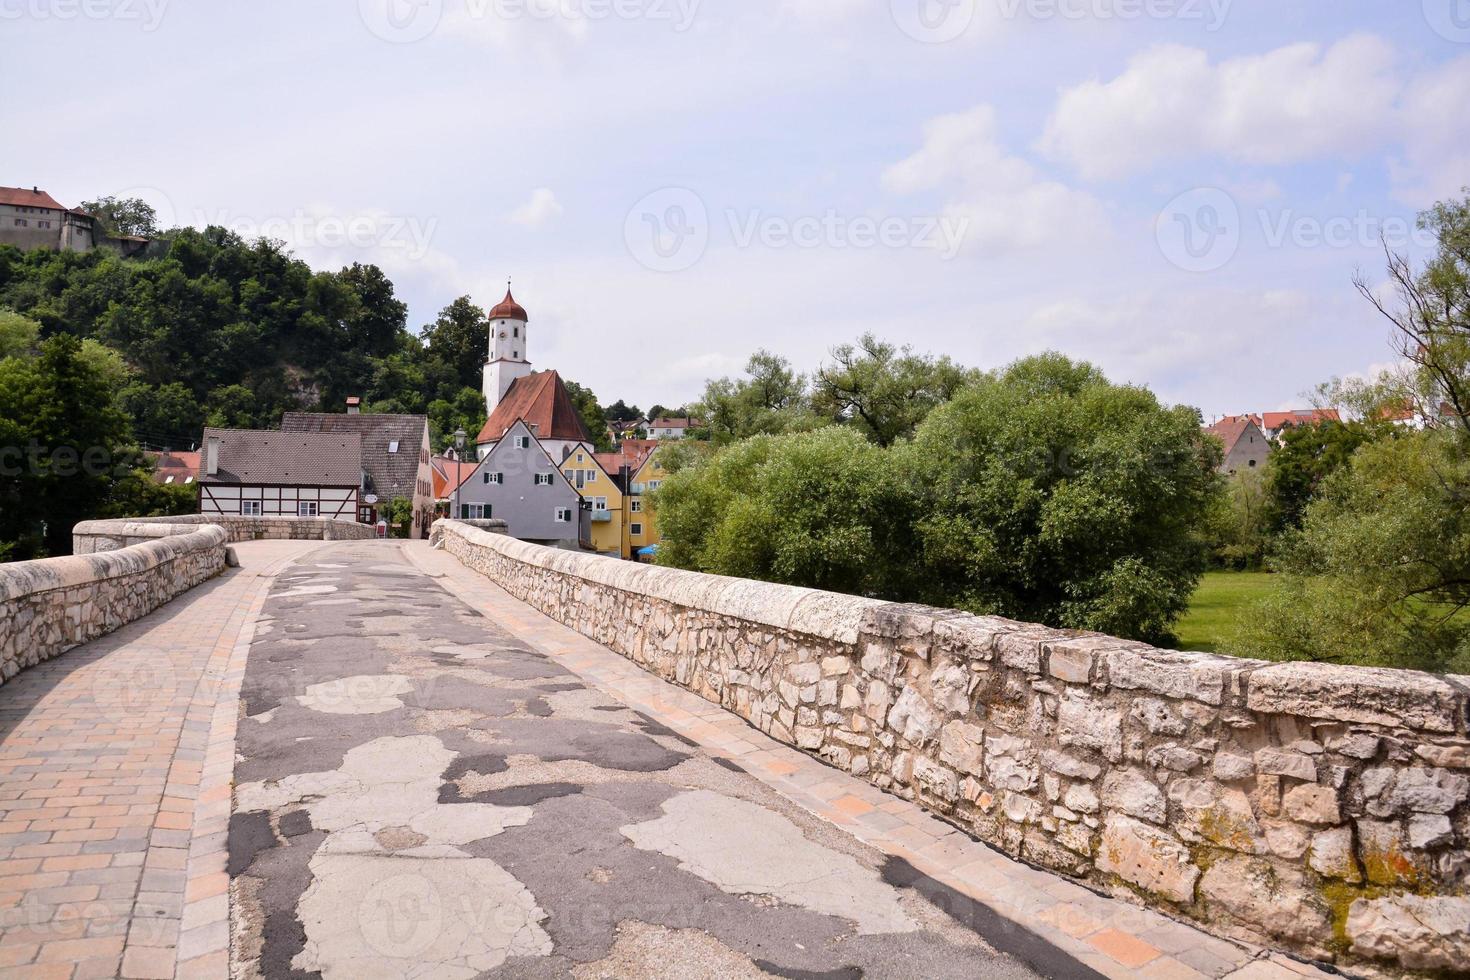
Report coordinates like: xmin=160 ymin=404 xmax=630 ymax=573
xmin=488 ymin=288 xmax=528 ymax=322
xmin=476 ymin=370 xmax=592 ymax=446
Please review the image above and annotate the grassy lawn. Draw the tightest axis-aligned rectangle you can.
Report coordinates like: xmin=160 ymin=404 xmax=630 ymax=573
xmin=1175 ymin=571 xmax=1277 ymax=653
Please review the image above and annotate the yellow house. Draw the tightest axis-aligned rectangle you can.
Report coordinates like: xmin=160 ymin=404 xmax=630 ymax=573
xmin=628 ymin=450 xmax=669 ymax=558
xmin=560 ymin=443 xmax=626 ymax=557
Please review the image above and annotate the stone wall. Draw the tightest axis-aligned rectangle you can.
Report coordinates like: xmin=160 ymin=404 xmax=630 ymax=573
xmin=72 ymin=515 xmax=376 ymax=553
xmin=0 ymin=524 xmax=228 ymax=685
xmin=435 ymin=521 xmax=1470 ymax=976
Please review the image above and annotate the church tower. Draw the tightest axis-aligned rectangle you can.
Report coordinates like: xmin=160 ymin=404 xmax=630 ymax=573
xmin=483 ymin=284 xmax=533 ymax=416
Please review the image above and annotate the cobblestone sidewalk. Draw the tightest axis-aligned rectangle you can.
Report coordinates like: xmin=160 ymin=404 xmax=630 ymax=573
xmin=0 ymin=541 xmax=324 ymax=980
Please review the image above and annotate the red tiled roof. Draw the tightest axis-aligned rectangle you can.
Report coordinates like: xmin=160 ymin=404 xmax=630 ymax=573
xmin=430 ymin=456 xmax=477 ymax=499
xmin=476 ymin=370 xmax=592 ymax=446
xmin=649 ymin=417 xmax=700 ymax=429
xmin=1263 ymin=409 xmax=1340 ymax=430
xmin=0 ymin=186 xmax=67 ymax=211
xmin=488 ymin=288 xmax=528 ymax=322
xmin=149 ymin=451 xmax=200 ymax=485
xmin=1203 ymin=417 xmax=1256 ymax=456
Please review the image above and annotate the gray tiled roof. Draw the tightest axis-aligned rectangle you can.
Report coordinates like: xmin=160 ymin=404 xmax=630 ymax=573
xmin=199 ymin=428 xmax=362 ymax=485
xmin=280 ymin=413 xmax=428 ymax=500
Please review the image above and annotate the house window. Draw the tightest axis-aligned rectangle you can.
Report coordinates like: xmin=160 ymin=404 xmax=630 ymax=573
xmin=38 ymin=221 xmax=50 ymax=229
xmin=515 ymin=436 xmax=531 ymax=449
xmin=299 ymin=501 xmax=319 ymax=517
xmin=648 ymin=480 xmax=662 ymax=490
xmin=164 ymin=476 xmax=175 ymax=484
xmin=555 ymin=507 xmax=573 ymax=523
xmin=631 ymin=523 xmax=643 ymax=536
xmin=1248 ymin=459 xmax=1257 ymax=467
xmin=460 ymin=503 xmax=489 ymax=520
xmin=585 ymin=470 xmax=597 ymax=483
xmin=513 ymin=327 xmax=519 ymax=338
xmin=631 ymin=499 xmax=642 ymax=513
xmin=241 ymin=500 xmax=263 ymax=516
xmin=184 ymin=477 xmax=193 ymax=484
xmin=535 ymin=473 xmax=553 ymax=486
xmin=484 ymin=472 xmax=503 ymax=485
xmin=13 ymin=219 xmax=26 ymax=227
xmin=576 ymin=453 xmax=585 ymax=463
xmin=593 ymin=496 xmax=608 ymax=511
xmin=389 ymin=441 xmax=400 ymax=453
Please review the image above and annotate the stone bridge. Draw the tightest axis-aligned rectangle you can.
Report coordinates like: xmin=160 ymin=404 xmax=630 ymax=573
xmin=0 ymin=518 xmax=1463 ymax=979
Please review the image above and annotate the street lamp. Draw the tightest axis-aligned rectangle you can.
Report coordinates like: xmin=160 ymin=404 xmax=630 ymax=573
xmin=453 ymin=428 xmax=467 ymax=521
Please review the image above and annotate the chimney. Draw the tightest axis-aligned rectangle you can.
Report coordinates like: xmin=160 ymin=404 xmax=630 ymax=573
xmin=206 ymin=437 xmax=220 ymax=476
xmin=346 ymin=396 xmax=361 ymax=415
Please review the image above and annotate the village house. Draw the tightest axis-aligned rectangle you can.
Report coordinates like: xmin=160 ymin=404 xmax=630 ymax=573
xmin=559 ymin=443 xmax=626 ymax=557
xmin=0 ymin=185 xmax=156 ymax=256
xmin=1204 ymin=415 xmax=1271 ymax=475
xmin=281 ymin=400 xmax=435 ymax=538
xmin=648 ymin=416 xmax=700 ymax=440
xmin=149 ymin=450 xmax=200 ymax=486
xmin=1262 ymin=409 xmax=1341 ymax=442
xmin=197 ymin=428 xmax=362 ymax=519
xmin=455 ymin=420 xmax=589 ymax=549
xmin=628 ymin=448 xmax=670 ymax=560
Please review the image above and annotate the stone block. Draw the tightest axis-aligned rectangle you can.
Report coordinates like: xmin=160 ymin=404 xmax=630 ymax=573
xmin=887 ymin=686 xmax=941 ymax=745
xmin=1097 ymin=815 xmax=1198 ymax=903
xmin=1104 ymin=647 xmax=1231 ymax=705
xmin=1247 ymin=661 xmax=1462 ymax=734
xmin=1254 ymin=747 xmax=1317 ymax=782
xmin=1348 ymin=895 xmax=1470 ymax=972
xmin=1307 ymin=824 xmax=1359 ymax=881
xmin=1282 ymin=784 xmax=1340 ymax=825
xmin=938 ymin=721 xmax=984 ymax=775
xmin=1056 ymin=696 xmax=1122 ymax=761
xmin=1100 ymin=768 xmax=1166 ymax=824
xmin=1200 ymin=856 xmax=1329 ymax=946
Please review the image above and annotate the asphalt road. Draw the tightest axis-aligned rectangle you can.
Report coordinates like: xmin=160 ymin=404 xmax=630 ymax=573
xmin=227 ymin=542 xmax=1086 ymax=979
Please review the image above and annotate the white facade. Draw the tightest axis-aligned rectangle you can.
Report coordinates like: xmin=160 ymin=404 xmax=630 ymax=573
xmin=199 ymin=484 xmax=358 ymax=519
xmin=483 ymin=311 xmax=533 ymax=416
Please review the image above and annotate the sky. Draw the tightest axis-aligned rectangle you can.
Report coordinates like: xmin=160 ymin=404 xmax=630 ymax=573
xmin=4 ymin=1 xmax=1467 ymax=418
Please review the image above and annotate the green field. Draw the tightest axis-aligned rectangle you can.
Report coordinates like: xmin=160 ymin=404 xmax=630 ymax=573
xmin=1175 ymin=571 xmax=1276 ymax=653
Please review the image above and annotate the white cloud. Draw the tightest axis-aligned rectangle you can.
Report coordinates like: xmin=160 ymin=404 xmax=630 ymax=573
xmin=1040 ymin=35 xmax=1401 ymax=180
xmin=509 ymin=188 xmax=564 ymax=228
xmin=884 ymin=105 xmax=1109 ymax=254
xmin=1392 ymin=56 xmax=1470 ymax=207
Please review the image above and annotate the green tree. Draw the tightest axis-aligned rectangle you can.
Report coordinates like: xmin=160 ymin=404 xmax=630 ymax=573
xmin=1264 ymin=418 xmax=1391 ymax=533
xmin=656 ymin=427 xmax=897 ymax=595
xmin=1236 ymin=432 xmax=1470 ymax=672
xmin=0 ymin=309 xmax=39 ymax=358
xmin=422 ymin=297 xmax=488 ymax=392
xmin=0 ymin=335 xmax=138 ymax=559
xmin=695 ymin=351 xmax=818 ymax=444
xmin=1205 ymin=468 xmax=1271 ymax=570
xmin=813 ymin=333 xmax=978 ymax=447
xmin=79 ymin=196 xmax=160 ymax=238
xmin=895 ymin=354 xmax=1219 ymax=644
xmin=564 ymin=379 xmax=612 ymax=452
xmin=605 ymin=399 xmax=643 ymax=423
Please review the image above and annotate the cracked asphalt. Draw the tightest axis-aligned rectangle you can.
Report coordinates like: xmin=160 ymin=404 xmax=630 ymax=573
xmin=227 ymin=542 xmax=1082 ymax=979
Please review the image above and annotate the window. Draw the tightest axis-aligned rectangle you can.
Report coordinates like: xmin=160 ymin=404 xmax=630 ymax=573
xmin=299 ymin=501 xmax=319 ymax=517
xmin=513 ymin=351 xmax=519 ymax=359
xmin=584 ymin=470 xmax=597 ymax=483
xmin=576 ymin=453 xmax=585 ymax=463
xmin=1248 ymin=459 xmax=1257 ymax=468
xmin=13 ymin=219 xmax=26 ymax=227
xmin=38 ymin=221 xmax=50 ymax=230
xmin=535 ymin=473 xmax=553 ymax=486
xmin=631 ymin=499 xmax=642 ymax=513
xmin=389 ymin=441 xmax=400 ymax=454
xmin=241 ymin=500 xmax=263 ymax=516
xmin=648 ymin=480 xmax=662 ymax=491
xmin=164 ymin=476 xmax=175 ymax=484
xmin=484 ymin=472 xmax=504 ymax=485
xmin=515 ymin=435 xmax=531 ymax=449
xmin=593 ymin=496 xmax=608 ymax=511
xmin=460 ymin=503 xmax=489 ymax=520
xmin=513 ymin=327 xmax=519 ymax=338
xmin=184 ymin=477 xmax=193 ymax=484
xmin=555 ymin=507 xmax=573 ymax=523
xmin=631 ymin=523 xmax=644 ymax=536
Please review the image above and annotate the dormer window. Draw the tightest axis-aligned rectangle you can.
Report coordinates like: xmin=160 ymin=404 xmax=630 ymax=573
xmin=389 ymin=441 xmax=400 ymax=453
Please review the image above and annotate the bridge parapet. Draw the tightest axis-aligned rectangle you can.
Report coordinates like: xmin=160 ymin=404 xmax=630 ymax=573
xmin=1 ymin=516 xmax=379 ymax=689
xmin=434 ymin=519 xmax=1470 ymax=976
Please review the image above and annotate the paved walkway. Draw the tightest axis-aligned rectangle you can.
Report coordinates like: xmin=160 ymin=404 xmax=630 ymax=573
xmin=0 ymin=537 xmax=1340 ymax=979
xmin=0 ymin=541 xmax=324 ymax=980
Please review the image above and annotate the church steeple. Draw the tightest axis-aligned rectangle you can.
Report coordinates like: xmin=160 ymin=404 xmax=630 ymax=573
xmin=483 ymin=281 xmax=534 ymax=420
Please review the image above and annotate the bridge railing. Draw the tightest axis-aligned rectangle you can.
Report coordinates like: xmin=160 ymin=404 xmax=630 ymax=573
xmin=432 ymin=517 xmax=1470 ymax=976
xmin=0 ymin=516 xmax=379 ymax=689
